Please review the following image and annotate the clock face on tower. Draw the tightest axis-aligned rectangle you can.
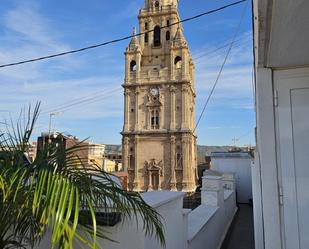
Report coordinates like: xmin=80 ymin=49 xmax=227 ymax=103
xmin=150 ymin=87 xmax=159 ymax=96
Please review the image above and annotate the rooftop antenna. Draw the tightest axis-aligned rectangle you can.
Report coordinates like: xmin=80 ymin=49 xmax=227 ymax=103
xmin=48 ymin=112 xmax=62 ymax=141
xmin=232 ymin=137 xmax=239 ymax=147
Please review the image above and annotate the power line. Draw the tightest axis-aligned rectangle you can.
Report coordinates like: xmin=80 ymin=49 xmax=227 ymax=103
xmin=194 ymin=38 xmax=251 ymax=65
xmin=0 ymin=0 xmax=246 ymax=69
xmin=193 ymin=33 xmax=251 ymax=61
xmin=41 ymin=33 xmax=250 ymax=115
xmin=42 ymin=37 xmax=250 ymax=116
xmin=172 ymin=0 xmax=249 ymax=173
xmin=42 ymin=86 xmax=120 ymax=113
xmin=43 ymin=34 xmax=250 ymax=115
xmin=194 ymin=0 xmax=249 ymax=132
xmin=42 ymin=87 xmax=121 ymax=115
xmin=54 ymin=88 xmax=121 ymax=114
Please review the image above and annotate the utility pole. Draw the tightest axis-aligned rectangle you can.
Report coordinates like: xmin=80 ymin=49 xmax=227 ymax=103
xmin=48 ymin=112 xmax=61 ymax=142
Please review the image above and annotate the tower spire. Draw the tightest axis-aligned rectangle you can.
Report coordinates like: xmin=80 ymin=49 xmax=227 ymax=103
xmin=129 ymin=26 xmax=138 ymax=45
xmin=173 ymin=25 xmax=187 ymax=47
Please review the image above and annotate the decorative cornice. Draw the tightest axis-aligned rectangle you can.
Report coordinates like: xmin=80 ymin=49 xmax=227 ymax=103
xmin=122 ymin=80 xmax=191 ymax=88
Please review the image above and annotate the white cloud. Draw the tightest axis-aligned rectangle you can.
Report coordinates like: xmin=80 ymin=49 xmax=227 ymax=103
xmin=193 ymin=33 xmax=254 ymax=111
xmin=0 ymin=1 xmax=254 ymax=144
xmin=0 ymin=2 xmax=124 ymax=132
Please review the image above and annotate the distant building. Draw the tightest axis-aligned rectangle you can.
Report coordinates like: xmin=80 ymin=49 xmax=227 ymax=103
xmin=26 ymin=141 xmax=37 ymax=162
xmin=104 ymin=153 xmax=122 ymax=164
xmin=210 ymin=151 xmax=253 ymax=204
xmin=102 ymin=159 xmax=123 ymax=173
xmin=36 ymin=132 xmax=105 ymax=169
xmin=88 ymin=142 xmax=105 ymax=168
xmin=112 ymin=171 xmax=128 ymax=191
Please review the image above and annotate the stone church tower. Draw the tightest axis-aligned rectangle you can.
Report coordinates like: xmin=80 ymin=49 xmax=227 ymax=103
xmin=122 ymin=0 xmax=197 ymax=192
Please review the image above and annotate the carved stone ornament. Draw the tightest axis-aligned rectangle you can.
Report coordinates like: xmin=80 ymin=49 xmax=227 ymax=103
xmin=124 ymin=89 xmax=131 ymax=96
xmin=181 ymin=84 xmax=190 ymax=92
xmin=123 ymin=137 xmax=129 ymax=145
xmin=146 ymin=92 xmax=162 ymax=107
xmin=170 ymin=85 xmax=176 ymax=93
xmin=142 ymin=159 xmax=164 ymax=176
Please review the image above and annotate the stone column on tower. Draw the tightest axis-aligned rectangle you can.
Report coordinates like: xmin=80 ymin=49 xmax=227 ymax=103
xmin=123 ymin=89 xmax=130 ymax=132
xmin=122 ymin=137 xmax=129 ymax=171
xmin=181 ymin=84 xmax=189 ymax=130
xmin=136 ymin=51 xmax=142 ymax=82
xmin=170 ymin=135 xmax=177 ymax=190
xmin=134 ymin=136 xmax=139 ymax=189
xmin=135 ymin=88 xmax=140 ymax=131
xmin=170 ymin=50 xmax=175 ymax=80
xmin=170 ymin=85 xmax=176 ymax=130
xmin=181 ymin=135 xmax=190 ymax=191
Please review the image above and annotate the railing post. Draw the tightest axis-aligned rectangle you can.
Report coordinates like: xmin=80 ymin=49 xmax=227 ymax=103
xmin=201 ymin=175 xmax=224 ymax=208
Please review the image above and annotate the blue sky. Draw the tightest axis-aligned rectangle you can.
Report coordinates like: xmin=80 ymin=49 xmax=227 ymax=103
xmin=0 ymin=0 xmax=255 ymax=146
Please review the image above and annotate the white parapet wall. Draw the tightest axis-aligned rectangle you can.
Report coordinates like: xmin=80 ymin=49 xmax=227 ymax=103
xmin=34 ymin=175 xmax=236 ymax=249
xmin=188 ymin=174 xmax=237 ymax=249
xmin=74 ymin=191 xmax=188 ymax=249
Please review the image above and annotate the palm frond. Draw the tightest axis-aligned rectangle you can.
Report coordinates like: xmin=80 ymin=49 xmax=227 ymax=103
xmin=0 ymin=104 xmax=165 ymax=249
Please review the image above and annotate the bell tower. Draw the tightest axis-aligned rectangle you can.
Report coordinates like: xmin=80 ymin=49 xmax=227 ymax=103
xmin=122 ymin=0 xmax=197 ymax=192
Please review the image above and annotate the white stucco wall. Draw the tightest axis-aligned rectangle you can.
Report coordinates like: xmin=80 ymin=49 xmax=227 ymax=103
xmin=33 ymin=177 xmax=237 ymax=249
xmin=72 ymin=191 xmax=187 ymax=249
xmin=211 ymin=157 xmax=253 ymax=203
xmin=188 ymin=190 xmax=237 ymax=249
xmin=188 ymin=174 xmax=237 ymax=249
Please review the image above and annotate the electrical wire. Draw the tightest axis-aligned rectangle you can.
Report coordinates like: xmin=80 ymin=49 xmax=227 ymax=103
xmin=42 ymin=86 xmax=121 ymax=113
xmin=42 ymin=87 xmax=122 ymax=115
xmin=193 ymin=33 xmax=251 ymax=61
xmin=194 ymin=0 xmax=249 ymax=133
xmin=174 ymin=0 xmax=249 ymax=176
xmin=42 ymin=32 xmax=250 ymax=116
xmin=194 ymin=38 xmax=251 ymax=65
xmin=0 ymin=0 xmax=246 ymax=68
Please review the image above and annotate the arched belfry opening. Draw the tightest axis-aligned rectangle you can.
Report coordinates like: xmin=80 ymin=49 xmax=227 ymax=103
xmin=155 ymin=1 xmax=160 ymax=9
xmin=130 ymin=60 xmax=137 ymax=71
xmin=153 ymin=26 xmax=161 ymax=47
xmin=174 ymin=56 xmax=182 ymax=69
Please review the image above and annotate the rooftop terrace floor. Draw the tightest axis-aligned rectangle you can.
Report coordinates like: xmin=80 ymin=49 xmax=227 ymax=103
xmin=221 ymin=204 xmax=255 ymax=249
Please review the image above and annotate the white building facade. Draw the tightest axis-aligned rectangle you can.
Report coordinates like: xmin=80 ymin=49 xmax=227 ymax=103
xmin=253 ymin=0 xmax=309 ymax=249
xmin=210 ymin=152 xmax=253 ymax=203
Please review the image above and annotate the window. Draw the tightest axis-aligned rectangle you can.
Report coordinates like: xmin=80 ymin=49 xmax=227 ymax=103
xmin=155 ymin=1 xmax=159 ymax=8
xmin=145 ymin=33 xmax=149 ymax=43
xmin=145 ymin=22 xmax=148 ymax=30
xmin=153 ymin=26 xmax=161 ymax=47
xmin=166 ymin=31 xmax=170 ymax=41
xmin=130 ymin=60 xmax=137 ymax=71
xmin=167 ymin=20 xmax=170 ymax=27
xmin=174 ymin=56 xmax=182 ymax=69
xmin=151 ymin=109 xmax=160 ymax=129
